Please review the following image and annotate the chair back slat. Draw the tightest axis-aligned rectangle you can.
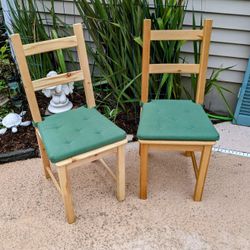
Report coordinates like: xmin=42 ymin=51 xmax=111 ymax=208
xmin=10 ymin=23 xmax=96 ymax=123
xmin=141 ymin=19 xmax=213 ymax=104
xmin=23 ymin=36 xmax=78 ymax=56
xmin=149 ymin=64 xmax=200 ymax=74
xmin=150 ymin=30 xmax=203 ymax=41
xmin=32 ymin=70 xmax=84 ymax=91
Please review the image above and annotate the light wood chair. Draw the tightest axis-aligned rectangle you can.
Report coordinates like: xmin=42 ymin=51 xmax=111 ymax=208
xmin=10 ymin=23 xmax=127 ymax=223
xmin=137 ymin=19 xmax=219 ymax=201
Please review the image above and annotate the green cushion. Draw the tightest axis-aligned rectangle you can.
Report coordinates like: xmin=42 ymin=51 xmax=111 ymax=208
xmin=37 ymin=107 xmax=126 ymax=163
xmin=137 ymin=100 xmax=219 ymax=141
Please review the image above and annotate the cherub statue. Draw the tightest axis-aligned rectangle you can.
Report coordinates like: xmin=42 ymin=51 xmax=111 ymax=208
xmin=42 ymin=71 xmax=74 ymax=113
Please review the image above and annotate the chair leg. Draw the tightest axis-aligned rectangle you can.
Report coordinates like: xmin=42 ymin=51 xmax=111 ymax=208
xmin=140 ymin=144 xmax=148 ymax=199
xmin=190 ymin=152 xmax=199 ymax=179
xmin=36 ymin=130 xmax=51 ymax=179
xmin=57 ymin=166 xmax=75 ymax=224
xmin=194 ymin=145 xmax=212 ymax=201
xmin=117 ymin=145 xmax=125 ymax=201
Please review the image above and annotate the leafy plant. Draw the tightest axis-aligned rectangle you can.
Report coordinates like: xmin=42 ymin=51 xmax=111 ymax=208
xmin=75 ymin=0 xmax=186 ymax=113
xmin=0 ymin=36 xmax=11 ymax=106
xmin=51 ymin=29 xmax=67 ymax=73
xmin=6 ymin=0 xmax=234 ymax=120
xmin=7 ymin=0 xmax=72 ymax=80
xmin=7 ymin=0 xmax=53 ymax=79
xmin=0 ymin=80 xmax=7 ymax=95
xmin=0 ymin=42 xmax=16 ymax=74
xmin=205 ymin=67 xmax=235 ymax=118
xmin=0 ymin=42 xmax=9 ymax=60
xmin=0 ymin=41 xmax=16 ymax=100
xmin=102 ymin=105 xmax=121 ymax=121
xmin=189 ymin=13 xmax=234 ymax=118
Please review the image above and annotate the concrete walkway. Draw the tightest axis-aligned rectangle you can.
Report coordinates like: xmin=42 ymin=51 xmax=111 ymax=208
xmin=214 ymin=122 xmax=250 ymax=157
xmin=1 ymin=137 xmax=250 ymax=249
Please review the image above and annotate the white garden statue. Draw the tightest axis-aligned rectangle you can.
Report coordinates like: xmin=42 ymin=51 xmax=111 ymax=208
xmin=0 ymin=111 xmax=31 ymax=135
xmin=42 ymin=71 xmax=74 ymax=114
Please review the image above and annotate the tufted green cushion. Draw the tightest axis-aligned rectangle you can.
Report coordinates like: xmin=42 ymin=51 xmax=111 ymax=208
xmin=37 ymin=107 xmax=126 ymax=163
xmin=137 ymin=100 xmax=219 ymax=141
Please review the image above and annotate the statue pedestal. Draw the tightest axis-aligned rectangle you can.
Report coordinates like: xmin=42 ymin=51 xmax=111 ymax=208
xmin=48 ymin=97 xmax=73 ymax=114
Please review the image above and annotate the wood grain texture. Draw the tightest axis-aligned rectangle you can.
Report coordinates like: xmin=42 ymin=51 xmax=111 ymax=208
xmin=149 ymin=144 xmax=203 ymax=152
xmin=32 ymin=70 xmax=84 ymax=91
xmin=139 ymin=144 xmax=148 ymax=199
xmin=65 ymin=149 xmax=116 ymax=170
xmin=194 ymin=145 xmax=212 ymax=201
xmin=57 ymin=166 xmax=75 ymax=224
xmin=23 ymin=36 xmax=77 ymax=56
xmin=151 ymin=30 xmax=203 ymax=41
xmin=55 ymin=139 xmax=127 ymax=167
xmin=36 ymin=129 xmax=51 ymax=179
xmin=196 ymin=19 xmax=213 ymax=104
xmin=139 ymin=140 xmax=215 ymax=146
xmin=149 ymin=63 xmax=200 ymax=74
xmin=117 ymin=145 xmax=125 ymax=201
xmin=191 ymin=152 xmax=199 ymax=179
xmin=10 ymin=34 xmax=42 ymax=122
xmin=141 ymin=19 xmax=151 ymax=103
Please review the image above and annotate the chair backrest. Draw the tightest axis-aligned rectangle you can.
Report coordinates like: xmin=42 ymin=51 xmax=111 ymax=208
xmin=141 ymin=19 xmax=212 ymax=105
xmin=10 ymin=23 xmax=96 ymax=123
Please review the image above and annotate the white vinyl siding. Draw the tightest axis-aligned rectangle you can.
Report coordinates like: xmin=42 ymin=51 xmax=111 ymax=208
xmin=33 ymin=0 xmax=250 ymax=86
xmin=184 ymin=0 xmax=250 ymax=85
xmin=9 ymin=0 xmax=250 ymax=113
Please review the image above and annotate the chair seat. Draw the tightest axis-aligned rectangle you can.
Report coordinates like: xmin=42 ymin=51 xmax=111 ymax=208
xmin=37 ymin=107 xmax=126 ymax=163
xmin=137 ymin=100 xmax=219 ymax=141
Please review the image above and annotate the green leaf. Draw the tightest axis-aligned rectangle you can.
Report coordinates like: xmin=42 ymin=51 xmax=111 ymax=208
xmin=134 ymin=36 xmax=143 ymax=46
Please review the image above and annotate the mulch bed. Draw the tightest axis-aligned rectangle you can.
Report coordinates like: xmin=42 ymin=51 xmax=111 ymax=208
xmin=0 ymin=91 xmax=139 ymax=157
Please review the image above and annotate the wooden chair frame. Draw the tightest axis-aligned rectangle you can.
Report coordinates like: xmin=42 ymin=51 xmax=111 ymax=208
xmin=139 ymin=19 xmax=214 ymax=201
xmin=11 ymin=23 xmax=127 ymax=224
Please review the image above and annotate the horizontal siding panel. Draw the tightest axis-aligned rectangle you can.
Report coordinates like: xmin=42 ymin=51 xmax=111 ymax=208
xmin=182 ymin=53 xmax=247 ymax=72
xmin=182 ymin=42 xmax=250 ymax=59
xmin=36 ymin=1 xmax=79 ymax=16
xmin=210 ymin=29 xmax=250 ymax=46
xmin=182 ymin=68 xmax=244 ymax=84
xmin=206 ymin=69 xmax=244 ymax=84
xmin=184 ymin=12 xmax=250 ymax=31
xmin=186 ymin=0 xmax=250 ymax=16
xmin=34 ymin=0 xmax=250 ymax=86
xmin=185 ymin=0 xmax=250 ymax=85
xmin=40 ymin=12 xmax=83 ymax=25
xmin=183 ymin=27 xmax=250 ymax=46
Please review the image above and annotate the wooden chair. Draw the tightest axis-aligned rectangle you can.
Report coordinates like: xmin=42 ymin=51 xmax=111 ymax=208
xmin=10 ymin=23 xmax=127 ymax=223
xmin=137 ymin=19 xmax=219 ymax=201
